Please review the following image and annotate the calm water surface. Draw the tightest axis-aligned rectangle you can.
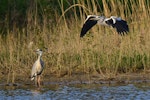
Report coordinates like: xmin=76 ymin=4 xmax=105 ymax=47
xmin=0 ymin=82 xmax=150 ymax=100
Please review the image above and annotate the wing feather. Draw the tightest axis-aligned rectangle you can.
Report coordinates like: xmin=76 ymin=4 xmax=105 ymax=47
xmin=112 ymin=20 xmax=129 ymax=35
xmin=105 ymin=18 xmax=129 ymax=35
xmin=80 ymin=19 xmax=97 ymax=37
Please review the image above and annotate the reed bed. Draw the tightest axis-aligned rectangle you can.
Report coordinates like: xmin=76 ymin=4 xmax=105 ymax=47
xmin=0 ymin=0 xmax=150 ymax=83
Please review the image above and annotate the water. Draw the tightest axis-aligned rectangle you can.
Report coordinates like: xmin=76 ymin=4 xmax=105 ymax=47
xmin=0 ymin=83 xmax=150 ymax=100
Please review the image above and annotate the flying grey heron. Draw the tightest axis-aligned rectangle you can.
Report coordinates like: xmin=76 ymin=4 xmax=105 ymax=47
xmin=31 ymin=49 xmax=44 ymax=87
xmin=80 ymin=15 xmax=129 ymax=37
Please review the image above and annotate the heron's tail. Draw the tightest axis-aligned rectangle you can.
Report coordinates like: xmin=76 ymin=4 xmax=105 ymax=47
xmin=31 ymin=76 xmax=36 ymax=81
xmin=31 ymin=77 xmax=35 ymax=81
xmin=31 ymin=73 xmax=37 ymax=81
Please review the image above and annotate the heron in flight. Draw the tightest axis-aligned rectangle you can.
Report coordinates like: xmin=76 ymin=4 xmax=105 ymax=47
xmin=80 ymin=15 xmax=129 ymax=37
xmin=31 ymin=49 xmax=44 ymax=87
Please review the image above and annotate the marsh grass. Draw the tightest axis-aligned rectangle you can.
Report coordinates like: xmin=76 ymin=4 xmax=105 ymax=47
xmin=0 ymin=0 xmax=150 ymax=83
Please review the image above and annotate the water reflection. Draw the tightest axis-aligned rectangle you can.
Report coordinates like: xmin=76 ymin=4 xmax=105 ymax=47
xmin=30 ymin=89 xmax=42 ymax=99
xmin=0 ymin=83 xmax=150 ymax=100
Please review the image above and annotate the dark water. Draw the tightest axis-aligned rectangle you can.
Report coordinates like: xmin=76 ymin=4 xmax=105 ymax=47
xmin=0 ymin=82 xmax=150 ymax=100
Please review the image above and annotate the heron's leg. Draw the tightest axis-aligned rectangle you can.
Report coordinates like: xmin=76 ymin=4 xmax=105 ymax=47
xmin=39 ymin=76 xmax=41 ymax=86
xmin=34 ymin=76 xmax=38 ymax=86
xmin=37 ymin=75 xmax=41 ymax=87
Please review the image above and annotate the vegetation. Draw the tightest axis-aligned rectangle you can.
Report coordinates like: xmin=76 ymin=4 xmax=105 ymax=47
xmin=0 ymin=0 xmax=150 ymax=84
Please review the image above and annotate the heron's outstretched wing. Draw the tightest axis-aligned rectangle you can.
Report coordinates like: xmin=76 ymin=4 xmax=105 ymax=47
xmin=80 ymin=19 xmax=97 ymax=37
xmin=113 ymin=20 xmax=129 ymax=35
xmin=105 ymin=19 xmax=129 ymax=35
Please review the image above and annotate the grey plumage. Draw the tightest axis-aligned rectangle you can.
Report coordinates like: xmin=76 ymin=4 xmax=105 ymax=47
xmin=31 ymin=49 xmax=44 ymax=86
xmin=80 ymin=15 xmax=129 ymax=37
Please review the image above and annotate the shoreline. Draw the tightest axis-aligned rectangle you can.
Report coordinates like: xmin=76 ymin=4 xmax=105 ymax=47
xmin=1 ymin=72 xmax=150 ymax=87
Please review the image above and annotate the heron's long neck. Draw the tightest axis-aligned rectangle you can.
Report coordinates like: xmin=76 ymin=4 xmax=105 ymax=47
xmin=38 ymin=54 xmax=42 ymax=60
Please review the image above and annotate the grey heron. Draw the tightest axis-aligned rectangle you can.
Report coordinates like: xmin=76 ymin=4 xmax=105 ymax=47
xmin=80 ymin=15 xmax=129 ymax=37
xmin=31 ymin=49 xmax=44 ymax=87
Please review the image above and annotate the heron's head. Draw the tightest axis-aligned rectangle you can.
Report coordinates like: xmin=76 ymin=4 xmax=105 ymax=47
xmin=35 ymin=49 xmax=43 ymax=56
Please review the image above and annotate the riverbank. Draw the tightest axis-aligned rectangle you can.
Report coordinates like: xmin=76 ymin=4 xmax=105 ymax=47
xmin=1 ymin=71 xmax=150 ymax=87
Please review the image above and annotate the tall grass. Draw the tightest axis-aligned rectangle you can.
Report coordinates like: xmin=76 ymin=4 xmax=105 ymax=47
xmin=0 ymin=0 xmax=150 ymax=83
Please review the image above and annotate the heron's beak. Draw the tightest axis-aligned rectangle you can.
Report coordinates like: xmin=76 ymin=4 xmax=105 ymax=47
xmin=34 ymin=50 xmax=38 ymax=52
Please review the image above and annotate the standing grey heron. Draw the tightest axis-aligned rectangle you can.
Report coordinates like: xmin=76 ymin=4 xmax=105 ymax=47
xmin=31 ymin=49 xmax=44 ymax=87
xmin=80 ymin=15 xmax=129 ymax=37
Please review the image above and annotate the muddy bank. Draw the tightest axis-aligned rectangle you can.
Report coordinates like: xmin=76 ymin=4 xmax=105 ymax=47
xmin=1 ymin=71 xmax=150 ymax=86
xmin=44 ymin=72 xmax=150 ymax=85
